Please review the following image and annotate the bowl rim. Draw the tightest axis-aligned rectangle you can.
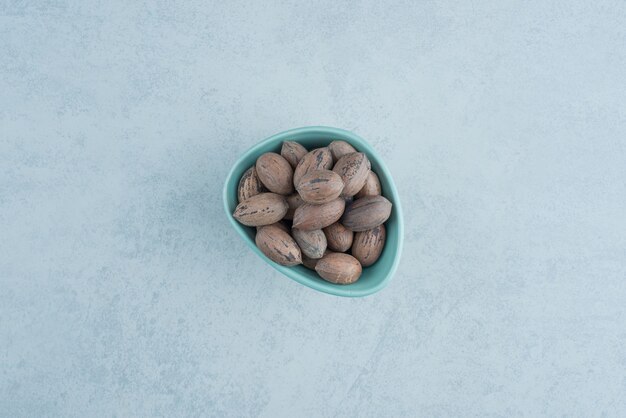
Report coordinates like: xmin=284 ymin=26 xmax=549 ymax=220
xmin=222 ymin=126 xmax=404 ymax=297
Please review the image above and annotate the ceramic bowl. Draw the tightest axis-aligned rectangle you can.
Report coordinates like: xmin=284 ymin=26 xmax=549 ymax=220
xmin=223 ymin=126 xmax=403 ymax=297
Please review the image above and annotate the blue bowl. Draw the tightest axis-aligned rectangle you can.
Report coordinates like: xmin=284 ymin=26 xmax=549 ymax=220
xmin=223 ymin=126 xmax=404 ymax=297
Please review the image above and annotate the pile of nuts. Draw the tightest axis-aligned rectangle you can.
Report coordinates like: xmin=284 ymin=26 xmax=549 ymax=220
xmin=232 ymin=140 xmax=392 ymax=284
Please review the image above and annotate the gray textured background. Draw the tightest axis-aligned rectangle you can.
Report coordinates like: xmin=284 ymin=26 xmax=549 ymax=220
xmin=2 ymin=1 xmax=626 ymax=416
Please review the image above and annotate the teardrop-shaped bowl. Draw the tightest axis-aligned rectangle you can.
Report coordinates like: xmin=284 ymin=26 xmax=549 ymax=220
xmin=223 ymin=126 xmax=404 ymax=297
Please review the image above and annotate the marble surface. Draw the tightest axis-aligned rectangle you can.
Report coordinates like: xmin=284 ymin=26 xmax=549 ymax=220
xmin=1 ymin=1 xmax=625 ymax=416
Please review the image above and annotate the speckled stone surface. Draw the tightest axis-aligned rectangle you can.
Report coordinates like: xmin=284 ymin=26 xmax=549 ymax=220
xmin=1 ymin=1 xmax=626 ymax=416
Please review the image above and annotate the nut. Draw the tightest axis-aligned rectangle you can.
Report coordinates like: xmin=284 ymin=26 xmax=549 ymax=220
xmin=233 ymin=193 xmax=288 ymax=226
xmin=256 ymin=152 xmax=294 ymax=195
xmin=329 ymin=140 xmax=357 ymax=162
xmin=342 ymin=195 xmax=392 ymax=232
xmin=296 ymin=169 xmax=344 ymax=204
xmin=323 ymin=222 xmax=353 ymax=252
xmin=281 ymin=141 xmax=308 ymax=169
xmin=292 ymin=197 xmax=345 ymax=231
xmin=302 ymin=250 xmax=331 ymax=270
xmin=238 ymin=166 xmax=266 ymax=203
xmin=355 ymin=171 xmax=381 ymax=198
xmin=315 ymin=252 xmax=362 ymax=284
xmin=292 ymin=228 xmax=327 ymax=259
xmin=256 ymin=224 xmax=302 ymax=266
xmin=332 ymin=152 xmax=371 ymax=197
xmin=293 ymin=147 xmax=333 ymax=187
xmin=352 ymin=224 xmax=386 ymax=267
xmin=284 ymin=192 xmax=304 ymax=220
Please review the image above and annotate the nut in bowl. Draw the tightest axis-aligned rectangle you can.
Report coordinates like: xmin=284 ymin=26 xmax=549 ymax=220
xmin=223 ymin=126 xmax=404 ymax=297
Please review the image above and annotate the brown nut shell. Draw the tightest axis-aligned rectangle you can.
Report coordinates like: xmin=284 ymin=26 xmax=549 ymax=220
xmin=323 ymin=222 xmax=353 ymax=252
xmin=293 ymin=148 xmax=333 ymax=187
xmin=296 ymin=169 xmax=344 ymax=204
xmin=315 ymin=252 xmax=362 ymax=284
xmin=292 ymin=198 xmax=345 ymax=231
xmin=342 ymin=195 xmax=392 ymax=232
xmin=255 ymin=224 xmax=302 ymax=266
xmin=355 ymin=171 xmax=382 ymax=198
xmin=281 ymin=141 xmax=308 ymax=169
xmin=233 ymin=193 xmax=288 ymax=226
xmin=238 ymin=166 xmax=266 ymax=203
xmin=292 ymin=228 xmax=327 ymax=259
xmin=329 ymin=140 xmax=357 ymax=162
xmin=332 ymin=152 xmax=371 ymax=197
xmin=302 ymin=250 xmax=332 ymax=270
xmin=352 ymin=224 xmax=386 ymax=267
xmin=256 ymin=221 xmax=288 ymax=234
xmin=256 ymin=152 xmax=294 ymax=195
xmin=302 ymin=255 xmax=319 ymax=270
xmin=284 ymin=193 xmax=304 ymax=220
